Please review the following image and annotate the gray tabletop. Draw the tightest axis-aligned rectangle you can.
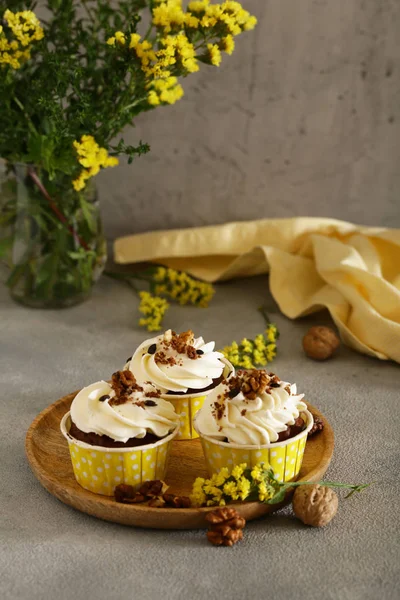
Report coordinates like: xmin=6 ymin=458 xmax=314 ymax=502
xmin=1 ymin=274 xmax=399 ymax=600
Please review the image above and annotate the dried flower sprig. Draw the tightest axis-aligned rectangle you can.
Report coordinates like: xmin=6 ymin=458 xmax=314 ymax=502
xmin=190 ymin=463 xmax=371 ymax=508
xmin=138 ymin=291 xmax=170 ymax=332
xmin=151 ymin=266 xmax=215 ymax=307
xmin=221 ymin=307 xmax=279 ymax=368
xmin=105 ymin=265 xmax=215 ymax=331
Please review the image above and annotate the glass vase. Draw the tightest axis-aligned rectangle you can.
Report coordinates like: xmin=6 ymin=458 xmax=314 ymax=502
xmin=0 ymin=162 xmax=107 ymax=308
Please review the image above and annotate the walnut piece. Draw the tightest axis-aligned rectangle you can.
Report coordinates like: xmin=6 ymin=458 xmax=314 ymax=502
xmin=292 ymin=484 xmax=338 ymax=527
xmin=205 ymin=507 xmax=246 ymax=546
xmin=308 ymin=414 xmax=324 ymax=437
xmin=114 ymin=484 xmax=146 ymax=504
xmin=302 ymin=326 xmax=340 ymax=361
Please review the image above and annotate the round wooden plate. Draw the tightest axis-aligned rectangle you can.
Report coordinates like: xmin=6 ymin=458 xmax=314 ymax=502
xmin=25 ymin=391 xmax=334 ymax=529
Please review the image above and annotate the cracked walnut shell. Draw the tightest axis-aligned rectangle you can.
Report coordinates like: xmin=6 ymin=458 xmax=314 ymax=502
xmin=293 ymin=484 xmax=338 ymax=527
xmin=302 ymin=326 xmax=340 ymax=361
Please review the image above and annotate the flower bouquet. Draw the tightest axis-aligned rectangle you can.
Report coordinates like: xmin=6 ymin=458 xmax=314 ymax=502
xmin=0 ymin=1 xmax=256 ymax=307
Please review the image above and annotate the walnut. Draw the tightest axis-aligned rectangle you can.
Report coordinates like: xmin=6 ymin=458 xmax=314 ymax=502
xmin=147 ymin=497 xmax=166 ymax=508
xmin=292 ymin=484 xmax=338 ymax=527
xmin=302 ymin=326 xmax=340 ymax=361
xmin=163 ymin=493 xmax=192 ymax=508
xmin=205 ymin=507 xmax=246 ymax=546
xmin=139 ymin=480 xmax=169 ymax=498
xmin=308 ymin=415 xmax=324 ymax=437
xmin=114 ymin=484 xmax=146 ymax=504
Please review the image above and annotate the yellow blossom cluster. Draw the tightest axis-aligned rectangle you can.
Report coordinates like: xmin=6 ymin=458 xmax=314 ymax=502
xmin=138 ymin=291 xmax=170 ymax=331
xmin=72 ymin=135 xmax=119 ymax=191
xmin=148 ymin=77 xmax=184 ymax=106
xmin=152 ymin=266 xmax=215 ymax=307
xmin=0 ymin=10 xmax=44 ymax=69
xmin=106 ymin=0 xmax=257 ymax=105
xmin=153 ymin=0 xmax=200 ymax=33
xmin=190 ymin=462 xmax=278 ymax=507
xmin=187 ymin=1 xmax=257 ymax=34
xmin=221 ymin=324 xmax=279 ymax=369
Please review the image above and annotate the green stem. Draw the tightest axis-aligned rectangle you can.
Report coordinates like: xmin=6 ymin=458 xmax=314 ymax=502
xmin=104 ymin=270 xmax=140 ymax=293
xmin=267 ymin=480 xmax=373 ymax=505
xmin=258 ymin=305 xmax=271 ymax=325
xmin=13 ymin=96 xmax=39 ymax=136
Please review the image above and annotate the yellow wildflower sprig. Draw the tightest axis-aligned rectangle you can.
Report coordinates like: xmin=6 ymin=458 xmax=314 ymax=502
xmin=0 ymin=10 xmax=44 ymax=69
xmin=221 ymin=327 xmax=279 ymax=369
xmin=190 ymin=463 xmax=371 ymax=508
xmin=72 ymin=135 xmax=119 ymax=191
xmin=105 ymin=265 xmax=215 ymax=331
xmin=138 ymin=291 xmax=170 ymax=332
xmin=151 ymin=266 xmax=215 ymax=307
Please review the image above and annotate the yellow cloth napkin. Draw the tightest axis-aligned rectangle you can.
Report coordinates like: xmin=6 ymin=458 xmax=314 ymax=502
xmin=114 ymin=217 xmax=400 ymax=363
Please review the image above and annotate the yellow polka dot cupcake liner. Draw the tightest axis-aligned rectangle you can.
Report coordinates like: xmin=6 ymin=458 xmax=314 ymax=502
xmin=161 ymin=358 xmax=234 ymax=441
xmin=194 ymin=410 xmax=314 ymax=483
xmin=60 ymin=413 xmax=178 ymax=496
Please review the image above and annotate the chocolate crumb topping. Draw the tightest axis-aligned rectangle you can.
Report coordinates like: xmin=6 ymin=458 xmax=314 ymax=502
xmin=110 ymin=370 xmax=143 ymax=406
xmin=148 ymin=343 xmax=157 ymax=354
xmin=212 ymin=401 xmax=226 ymax=420
xmin=284 ymin=385 xmax=291 ymax=394
xmin=135 ymin=401 xmax=146 ymax=408
xmin=228 ymin=387 xmax=240 ymax=399
xmin=186 ymin=345 xmax=197 ymax=359
xmin=241 ymin=409 xmax=247 ymax=416
xmin=158 ymin=329 xmax=200 ymax=360
xmin=155 ymin=351 xmax=177 ymax=366
xmin=145 ymin=390 xmax=161 ymax=399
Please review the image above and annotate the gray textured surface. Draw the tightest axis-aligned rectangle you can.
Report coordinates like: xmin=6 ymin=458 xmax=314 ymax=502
xmin=1 ymin=274 xmax=399 ymax=600
xmin=99 ymin=0 xmax=400 ymax=239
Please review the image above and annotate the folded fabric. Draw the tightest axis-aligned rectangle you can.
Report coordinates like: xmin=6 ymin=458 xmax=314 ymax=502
xmin=114 ymin=217 xmax=400 ymax=363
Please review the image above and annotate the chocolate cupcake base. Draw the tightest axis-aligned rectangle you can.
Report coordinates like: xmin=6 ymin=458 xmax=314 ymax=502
xmin=69 ymin=421 xmax=163 ymax=449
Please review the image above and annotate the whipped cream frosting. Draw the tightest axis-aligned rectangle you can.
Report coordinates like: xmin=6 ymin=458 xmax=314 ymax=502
xmin=70 ymin=379 xmax=179 ymax=442
xmin=126 ymin=330 xmax=226 ymax=393
xmin=195 ymin=370 xmax=307 ymax=445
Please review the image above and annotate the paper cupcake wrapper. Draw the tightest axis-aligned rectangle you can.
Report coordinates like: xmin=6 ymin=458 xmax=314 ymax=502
xmin=60 ymin=413 xmax=177 ymax=496
xmin=195 ymin=410 xmax=313 ymax=483
xmin=161 ymin=358 xmax=234 ymax=441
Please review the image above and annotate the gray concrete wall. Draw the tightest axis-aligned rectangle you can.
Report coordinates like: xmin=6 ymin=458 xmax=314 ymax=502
xmin=98 ymin=0 xmax=400 ymax=240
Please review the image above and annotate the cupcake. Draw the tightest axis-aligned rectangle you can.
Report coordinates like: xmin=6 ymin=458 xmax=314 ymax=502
xmin=60 ymin=370 xmax=179 ymax=495
xmin=194 ymin=369 xmax=313 ymax=482
xmin=125 ymin=329 xmax=234 ymax=440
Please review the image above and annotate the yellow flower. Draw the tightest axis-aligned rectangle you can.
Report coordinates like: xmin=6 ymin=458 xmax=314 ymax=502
xmin=72 ymin=135 xmax=118 ymax=191
xmin=188 ymin=0 xmax=210 ymax=11
xmin=106 ymin=37 xmax=116 ymax=46
xmin=207 ymin=43 xmax=222 ymax=66
xmin=190 ymin=477 xmax=207 ymax=507
xmin=1 ymin=10 xmax=43 ymax=69
xmin=115 ymin=31 xmax=126 ymax=45
xmin=148 ymin=76 xmax=184 ymax=106
xmin=231 ymin=464 xmax=244 ymax=480
xmin=220 ymin=35 xmax=235 ymax=55
xmin=214 ymin=467 xmax=230 ymax=486
xmin=236 ymin=476 xmax=251 ymax=500
xmin=258 ymin=481 xmax=273 ymax=502
xmin=243 ymin=16 xmax=258 ymax=31
xmin=152 ymin=2 xmax=186 ymax=34
xmin=251 ymin=465 xmax=263 ymax=482
xmin=138 ymin=291 xmax=169 ymax=332
xmin=152 ymin=266 xmax=215 ymax=307
xmin=223 ymin=481 xmax=239 ymax=500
